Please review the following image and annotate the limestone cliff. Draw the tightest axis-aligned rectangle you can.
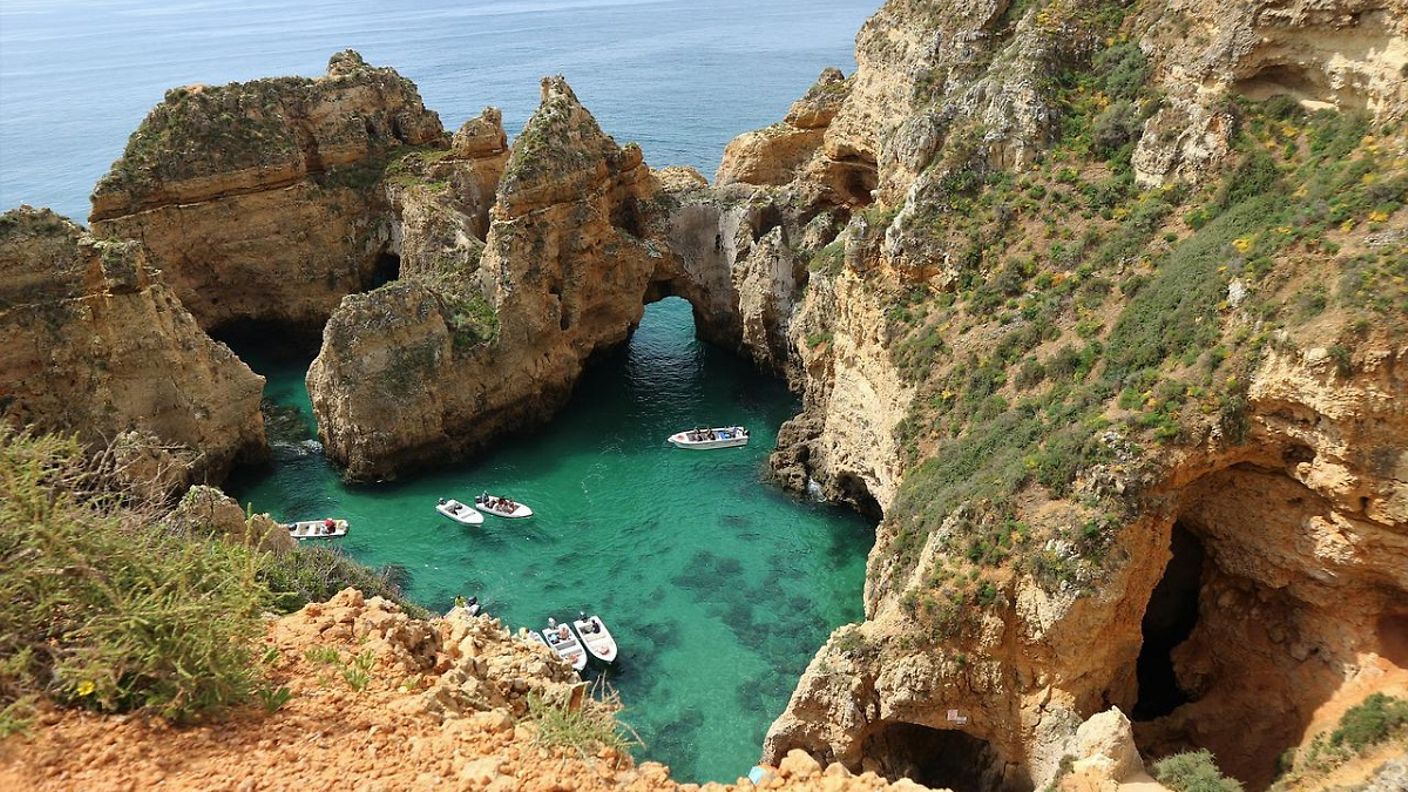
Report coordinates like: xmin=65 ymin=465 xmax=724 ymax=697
xmin=703 ymin=1 xmax=1408 ymax=791
xmin=0 ymin=206 xmax=266 ymax=486
xmin=89 ymin=50 xmax=446 ymax=334
xmin=307 ymin=78 xmax=661 ymax=481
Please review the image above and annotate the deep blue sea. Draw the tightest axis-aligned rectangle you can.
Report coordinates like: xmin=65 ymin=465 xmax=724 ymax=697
xmin=0 ymin=0 xmax=874 ymax=220
xmin=1 ymin=0 xmax=880 ymax=782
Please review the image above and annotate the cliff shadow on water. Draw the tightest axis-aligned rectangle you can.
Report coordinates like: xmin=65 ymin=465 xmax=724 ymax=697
xmin=225 ymin=296 xmax=876 ymax=783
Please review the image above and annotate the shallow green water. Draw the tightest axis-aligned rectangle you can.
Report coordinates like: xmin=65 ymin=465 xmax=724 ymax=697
xmin=228 ymin=297 xmax=872 ymax=782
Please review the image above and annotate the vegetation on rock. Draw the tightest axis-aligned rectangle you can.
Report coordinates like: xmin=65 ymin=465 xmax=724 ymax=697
xmin=0 ymin=430 xmax=422 ymax=735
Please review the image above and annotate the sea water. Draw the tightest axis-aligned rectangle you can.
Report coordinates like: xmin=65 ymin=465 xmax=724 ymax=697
xmin=228 ymin=299 xmax=872 ymax=781
xmin=0 ymin=0 xmax=874 ymax=219
xmin=0 ymin=0 xmax=879 ymax=782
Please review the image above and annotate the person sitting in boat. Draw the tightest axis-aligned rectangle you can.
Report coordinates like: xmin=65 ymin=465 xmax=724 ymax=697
xmin=558 ymin=625 xmax=571 ymax=640
xmin=322 ymin=518 xmax=335 ymax=534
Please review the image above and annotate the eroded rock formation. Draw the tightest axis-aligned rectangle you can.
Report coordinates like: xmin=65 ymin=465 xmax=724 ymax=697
xmin=0 ymin=206 xmax=266 ymax=486
xmin=1131 ymin=0 xmax=1408 ymax=185
xmin=307 ymin=78 xmax=662 ymax=480
xmin=89 ymin=50 xmax=445 ymax=335
xmin=714 ymin=1 xmax=1408 ymax=791
xmin=0 ymin=587 xmax=953 ymax=791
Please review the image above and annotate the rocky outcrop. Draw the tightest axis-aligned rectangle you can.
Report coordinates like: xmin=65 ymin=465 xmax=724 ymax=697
xmin=307 ymin=78 xmax=661 ymax=480
xmin=1132 ymin=0 xmax=1408 ymax=185
xmin=163 ymin=484 xmax=294 ymax=554
xmin=0 ymin=206 xmax=265 ymax=486
xmin=89 ymin=50 xmax=446 ymax=334
xmin=0 ymin=587 xmax=951 ymax=791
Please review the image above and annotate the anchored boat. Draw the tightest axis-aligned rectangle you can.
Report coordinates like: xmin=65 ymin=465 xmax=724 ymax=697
xmin=285 ymin=519 xmax=348 ymax=539
xmin=668 ymin=426 xmax=749 ymax=450
xmin=436 ymin=498 xmax=485 ymax=525
xmin=572 ymin=612 xmax=618 ymax=664
xmin=474 ymin=493 xmax=533 ymax=519
xmin=542 ymin=618 xmax=588 ymax=671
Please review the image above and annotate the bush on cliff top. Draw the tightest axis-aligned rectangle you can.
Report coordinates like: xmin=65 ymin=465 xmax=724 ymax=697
xmin=0 ymin=429 xmax=429 ymax=734
xmin=0 ymin=431 xmax=268 ymax=728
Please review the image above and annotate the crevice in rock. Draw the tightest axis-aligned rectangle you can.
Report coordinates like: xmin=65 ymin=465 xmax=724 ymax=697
xmin=1133 ymin=522 xmax=1204 ymax=721
xmin=209 ymin=319 xmax=325 ymax=359
xmin=858 ymin=722 xmax=1012 ymax=792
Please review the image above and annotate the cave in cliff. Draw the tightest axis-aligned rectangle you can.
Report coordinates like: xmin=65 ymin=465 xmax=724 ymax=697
xmin=371 ymin=250 xmax=401 ymax=288
xmin=859 ymin=722 xmax=1013 ymax=792
xmin=1126 ymin=461 xmax=1391 ymax=789
xmin=1133 ymin=522 xmax=1204 ymax=720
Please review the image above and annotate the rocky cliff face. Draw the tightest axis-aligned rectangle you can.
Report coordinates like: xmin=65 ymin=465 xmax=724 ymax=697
xmin=1131 ymin=0 xmax=1408 ymax=185
xmin=0 ymin=207 xmax=266 ymax=487
xmin=89 ymin=50 xmax=445 ymax=335
xmin=721 ymin=1 xmax=1408 ymax=790
xmin=307 ymin=78 xmax=662 ymax=480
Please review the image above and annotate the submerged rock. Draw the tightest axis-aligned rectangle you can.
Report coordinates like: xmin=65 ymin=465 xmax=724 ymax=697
xmin=0 ymin=206 xmax=266 ymax=487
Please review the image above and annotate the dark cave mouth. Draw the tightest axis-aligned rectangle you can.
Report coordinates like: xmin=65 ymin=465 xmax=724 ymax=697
xmin=859 ymin=722 xmax=1014 ymax=792
xmin=1133 ymin=521 xmax=1205 ymax=721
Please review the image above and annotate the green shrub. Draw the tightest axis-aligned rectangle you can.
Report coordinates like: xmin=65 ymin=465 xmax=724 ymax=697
xmin=259 ymin=545 xmax=429 ymax=619
xmin=526 ymin=685 xmax=638 ymax=758
xmin=1329 ymin=693 xmax=1408 ymax=751
xmin=1151 ymin=750 xmax=1244 ymax=792
xmin=0 ymin=431 xmax=267 ymax=724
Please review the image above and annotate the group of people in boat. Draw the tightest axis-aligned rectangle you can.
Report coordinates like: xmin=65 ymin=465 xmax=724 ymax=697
xmin=685 ymin=426 xmax=747 ymax=442
xmin=479 ymin=492 xmax=520 ymax=513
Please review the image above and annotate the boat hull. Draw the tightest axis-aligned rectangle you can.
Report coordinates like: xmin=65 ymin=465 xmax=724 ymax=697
xmin=474 ymin=495 xmax=533 ymax=519
xmin=542 ymin=624 xmax=588 ymax=671
xmin=436 ymin=500 xmax=484 ymax=525
xmin=285 ymin=519 xmax=348 ymax=539
xmin=667 ymin=429 xmax=749 ymax=450
xmin=572 ymin=617 xmax=618 ymax=664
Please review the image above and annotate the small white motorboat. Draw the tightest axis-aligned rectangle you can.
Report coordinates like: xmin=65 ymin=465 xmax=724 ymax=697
xmin=285 ymin=519 xmax=348 ymax=539
xmin=668 ymin=426 xmax=749 ymax=450
xmin=474 ymin=493 xmax=533 ymax=519
xmin=542 ymin=617 xmax=588 ymax=671
xmin=437 ymin=498 xmax=484 ymax=525
xmin=572 ymin=612 xmax=618 ymax=664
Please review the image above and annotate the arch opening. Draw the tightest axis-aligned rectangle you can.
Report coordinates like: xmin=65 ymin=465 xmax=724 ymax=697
xmin=859 ymin=722 xmax=1009 ymax=792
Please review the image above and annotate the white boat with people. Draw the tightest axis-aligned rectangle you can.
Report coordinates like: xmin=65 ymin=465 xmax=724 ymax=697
xmin=474 ymin=493 xmax=533 ymax=519
xmin=542 ymin=617 xmax=588 ymax=671
xmin=668 ymin=426 xmax=749 ymax=450
xmin=436 ymin=498 xmax=485 ymax=525
xmin=285 ymin=518 xmax=348 ymax=539
xmin=572 ymin=612 xmax=618 ymax=664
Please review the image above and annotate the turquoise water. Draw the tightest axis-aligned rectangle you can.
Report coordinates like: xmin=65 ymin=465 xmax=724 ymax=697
xmin=0 ymin=0 xmax=874 ymax=219
xmin=3 ymin=0 xmax=881 ymax=780
xmin=228 ymin=298 xmax=873 ymax=782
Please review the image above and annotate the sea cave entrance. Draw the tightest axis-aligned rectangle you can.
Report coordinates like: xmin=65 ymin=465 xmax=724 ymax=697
xmin=859 ymin=722 xmax=1014 ymax=792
